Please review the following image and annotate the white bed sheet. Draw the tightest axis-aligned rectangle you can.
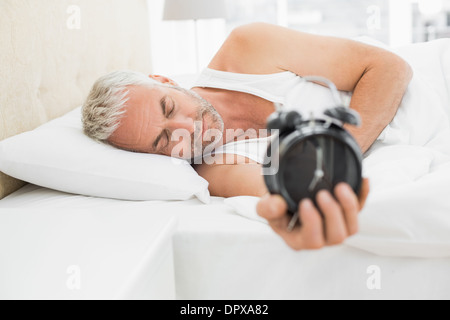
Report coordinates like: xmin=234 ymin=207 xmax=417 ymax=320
xmin=2 ymin=185 xmax=450 ymax=300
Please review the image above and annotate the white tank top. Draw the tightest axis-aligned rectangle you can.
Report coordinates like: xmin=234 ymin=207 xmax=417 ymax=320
xmin=193 ymin=68 xmax=352 ymax=163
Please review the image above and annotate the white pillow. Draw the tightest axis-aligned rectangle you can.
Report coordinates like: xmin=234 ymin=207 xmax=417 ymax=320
xmin=0 ymin=107 xmax=210 ymax=203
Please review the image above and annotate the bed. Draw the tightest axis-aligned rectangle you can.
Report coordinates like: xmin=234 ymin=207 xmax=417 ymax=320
xmin=2 ymin=0 xmax=450 ymax=300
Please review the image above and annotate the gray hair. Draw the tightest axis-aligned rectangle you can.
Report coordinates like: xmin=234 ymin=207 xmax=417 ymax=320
xmin=82 ymin=70 xmax=160 ymax=143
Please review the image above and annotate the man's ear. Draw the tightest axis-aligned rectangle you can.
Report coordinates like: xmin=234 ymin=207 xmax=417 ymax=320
xmin=149 ymin=74 xmax=178 ymax=86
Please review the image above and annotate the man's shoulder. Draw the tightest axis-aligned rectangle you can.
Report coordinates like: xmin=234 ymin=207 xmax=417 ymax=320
xmin=207 ymin=23 xmax=283 ymax=74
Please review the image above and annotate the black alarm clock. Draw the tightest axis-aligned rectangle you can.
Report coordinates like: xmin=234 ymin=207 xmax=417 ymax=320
xmin=263 ymin=76 xmax=363 ymax=230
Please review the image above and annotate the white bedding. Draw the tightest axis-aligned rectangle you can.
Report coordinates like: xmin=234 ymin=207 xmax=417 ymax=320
xmin=2 ymin=184 xmax=450 ymax=300
xmin=336 ymin=39 xmax=450 ymax=258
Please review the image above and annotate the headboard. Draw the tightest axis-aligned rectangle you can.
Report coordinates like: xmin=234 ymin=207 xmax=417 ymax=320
xmin=0 ymin=0 xmax=152 ymax=200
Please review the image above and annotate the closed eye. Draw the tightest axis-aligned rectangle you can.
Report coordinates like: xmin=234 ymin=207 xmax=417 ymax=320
xmin=167 ymin=99 xmax=175 ymax=118
xmin=153 ymin=96 xmax=174 ymax=152
xmin=168 ymin=107 xmax=175 ymax=118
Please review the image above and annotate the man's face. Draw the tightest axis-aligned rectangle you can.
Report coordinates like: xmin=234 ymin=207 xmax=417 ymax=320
xmin=108 ymin=84 xmax=224 ymax=160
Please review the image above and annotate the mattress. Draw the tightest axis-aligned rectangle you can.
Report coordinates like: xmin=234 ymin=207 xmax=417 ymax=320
xmin=2 ymin=184 xmax=450 ymax=300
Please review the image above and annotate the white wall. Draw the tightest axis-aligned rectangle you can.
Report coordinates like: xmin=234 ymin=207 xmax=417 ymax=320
xmin=147 ymin=0 xmax=226 ymax=76
xmin=389 ymin=0 xmax=413 ymax=46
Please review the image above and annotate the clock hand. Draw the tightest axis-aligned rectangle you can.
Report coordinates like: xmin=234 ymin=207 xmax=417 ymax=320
xmin=308 ymin=168 xmax=324 ymax=192
xmin=318 ymin=139 xmax=336 ymax=190
xmin=309 ymin=139 xmax=325 ymax=192
xmin=315 ymin=138 xmax=324 ymax=171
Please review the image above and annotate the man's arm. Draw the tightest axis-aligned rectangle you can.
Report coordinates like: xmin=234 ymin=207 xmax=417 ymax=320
xmin=202 ymin=23 xmax=399 ymax=250
xmin=194 ymin=155 xmax=268 ymax=198
xmin=210 ymin=23 xmax=414 ymax=152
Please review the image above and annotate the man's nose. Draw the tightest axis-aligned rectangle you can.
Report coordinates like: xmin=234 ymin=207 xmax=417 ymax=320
xmin=167 ymin=116 xmax=195 ymax=134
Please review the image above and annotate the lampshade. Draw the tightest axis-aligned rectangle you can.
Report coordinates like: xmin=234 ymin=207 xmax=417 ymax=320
xmin=163 ymin=0 xmax=227 ymax=20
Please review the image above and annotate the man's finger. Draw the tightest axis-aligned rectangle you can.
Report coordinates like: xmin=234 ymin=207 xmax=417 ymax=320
xmin=316 ymin=190 xmax=348 ymax=246
xmin=334 ymin=183 xmax=359 ymax=235
xmin=257 ymin=194 xmax=291 ymax=233
xmin=256 ymin=194 xmax=288 ymax=221
xmin=295 ymin=198 xmax=325 ymax=249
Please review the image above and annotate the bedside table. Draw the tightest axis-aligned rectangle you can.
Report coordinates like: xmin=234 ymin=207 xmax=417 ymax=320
xmin=0 ymin=205 xmax=177 ymax=300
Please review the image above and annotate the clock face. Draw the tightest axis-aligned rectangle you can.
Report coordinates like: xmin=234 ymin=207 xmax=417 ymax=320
xmin=279 ymin=134 xmax=361 ymax=211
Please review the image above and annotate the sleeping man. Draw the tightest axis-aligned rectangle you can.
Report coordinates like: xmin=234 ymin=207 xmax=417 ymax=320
xmin=82 ymin=23 xmax=413 ymax=251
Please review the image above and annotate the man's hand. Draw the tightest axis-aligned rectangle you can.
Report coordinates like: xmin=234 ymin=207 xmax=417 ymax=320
xmin=256 ymin=178 xmax=370 ymax=250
